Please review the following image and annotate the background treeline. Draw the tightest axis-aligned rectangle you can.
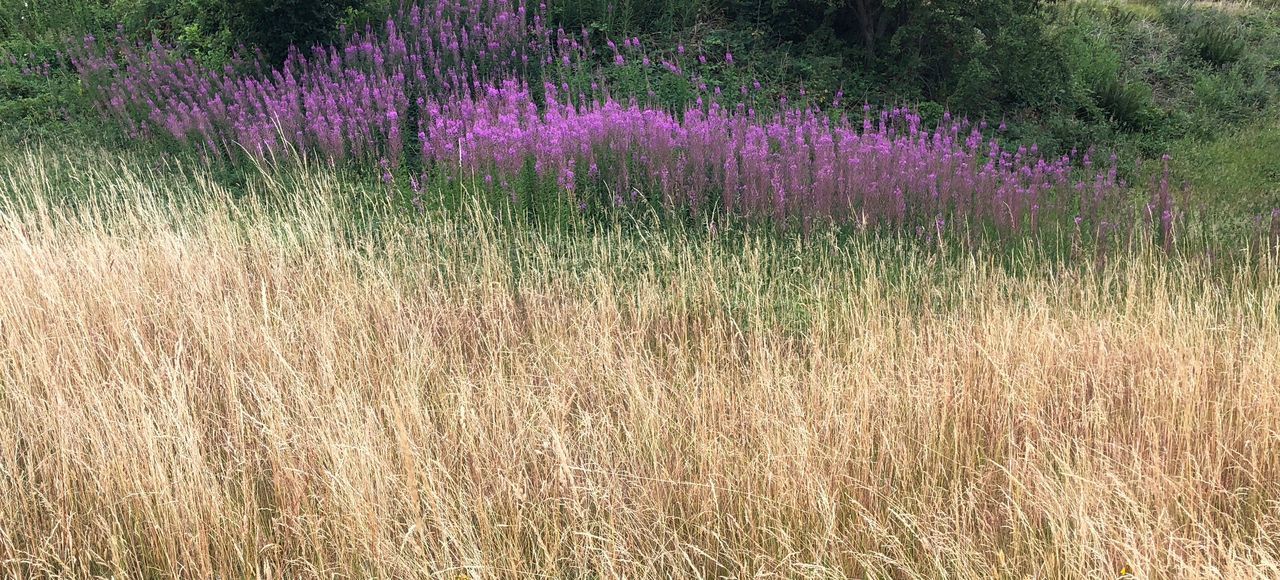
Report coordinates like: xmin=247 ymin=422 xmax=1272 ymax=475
xmin=1 ymin=0 xmax=1278 ymax=211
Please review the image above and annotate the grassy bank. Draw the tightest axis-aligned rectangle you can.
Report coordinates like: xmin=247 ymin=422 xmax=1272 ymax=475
xmin=1 ymin=146 xmax=1278 ymax=577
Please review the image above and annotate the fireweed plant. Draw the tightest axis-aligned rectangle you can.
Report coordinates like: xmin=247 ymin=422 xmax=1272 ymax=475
xmin=64 ymin=0 xmax=1189 ymax=245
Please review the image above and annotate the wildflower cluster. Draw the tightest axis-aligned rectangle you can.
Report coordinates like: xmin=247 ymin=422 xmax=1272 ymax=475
xmin=67 ymin=0 xmax=1165 ymax=239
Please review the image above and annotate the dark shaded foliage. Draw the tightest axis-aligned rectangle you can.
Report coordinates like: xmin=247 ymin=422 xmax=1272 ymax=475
xmin=218 ymin=0 xmax=362 ymax=64
xmin=555 ymin=0 xmax=1072 ymax=113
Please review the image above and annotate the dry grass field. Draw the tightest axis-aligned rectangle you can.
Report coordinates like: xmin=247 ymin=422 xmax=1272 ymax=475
xmin=1 ymin=147 xmax=1279 ymax=578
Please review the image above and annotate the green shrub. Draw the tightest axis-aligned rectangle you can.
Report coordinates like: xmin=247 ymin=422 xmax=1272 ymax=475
xmin=550 ymin=0 xmax=711 ymax=36
xmin=1161 ymin=1 xmax=1248 ymax=66
xmin=1092 ymin=75 xmax=1155 ymax=130
xmin=0 ymin=0 xmax=113 ymax=41
xmin=1193 ymin=19 xmax=1246 ymax=66
xmin=727 ymin=1 xmax=1071 ymax=113
xmin=1 ymin=0 xmax=367 ymax=66
xmin=0 ymin=58 xmax=93 ymax=141
xmin=217 ymin=0 xmax=361 ymax=64
xmin=545 ymin=0 xmax=1071 ymax=113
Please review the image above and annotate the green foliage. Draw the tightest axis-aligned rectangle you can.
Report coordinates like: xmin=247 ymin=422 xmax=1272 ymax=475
xmin=107 ymin=0 xmax=363 ymax=64
xmin=217 ymin=0 xmax=361 ymax=64
xmin=0 ymin=66 xmax=61 ymax=135
xmin=1192 ymin=20 xmax=1246 ymax=66
xmin=0 ymin=0 xmax=114 ymax=41
xmin=96 ymin=0 xmax=234 ymax=64
xmin=1161 ymin=1 xmax=1247 ymax=66
xmin=1093 ymin=76 xmax=1156 ymax=130
xmin=559 ymin=0 xmax=1083 ymax=119
xmin=0 ymin=0 xmax=364 ymax=66
xmin=1175 ymin=123 xmax=1280 ymax=215
xmin=915 ymin=100 xmax=945 ymax=127
xmin=714 ymin=0 xmax=1071 ymax=113
xmin=550 ymin=0 xmax=710 ymax=36
xmin=1039 ymin=0 xmax=1280 ymax=149
xmin=0 ymin=9 xmax=100 ymax=142
xmin=0 ymin=63 xmax=101 ymax=143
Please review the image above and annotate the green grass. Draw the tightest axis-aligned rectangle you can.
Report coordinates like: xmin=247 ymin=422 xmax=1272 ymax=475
xmin=1175 ymin=116 xmax=1280 ymax=214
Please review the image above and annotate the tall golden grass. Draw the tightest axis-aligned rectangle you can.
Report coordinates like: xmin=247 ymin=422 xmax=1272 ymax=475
xmin=1 ymin=146 xmax=1278 ymax=578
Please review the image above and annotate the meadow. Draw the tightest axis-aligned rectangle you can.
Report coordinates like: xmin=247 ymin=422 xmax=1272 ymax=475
xmin=1 ymin=145 xmax=1279 ymax=578
xmin=1 ymin=0 xmax=1279 ymax=578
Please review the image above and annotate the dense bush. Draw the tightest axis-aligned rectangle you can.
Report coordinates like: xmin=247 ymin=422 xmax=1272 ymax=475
xmin=218 ymin=0 xmax=363 ymax=63
xmin=1162 ymin=1 xmax=1248 ymax=66
xmin=1193 ymin=21 xmax=1246 ymax=66
xmin=0 ymin=0 xmax=367 ymax=64
xmin=553 ymin=0 xmax=1072 ymax=114
xmin=1093 ymin=76 xmax=1155 ymax=130
xmin=0 ymin=0 xmax=111 ymax=41
xmin=125 ymin=0 xmax=371 ymax=64
xmin=550 ymin=0 xmax=709 ymax=36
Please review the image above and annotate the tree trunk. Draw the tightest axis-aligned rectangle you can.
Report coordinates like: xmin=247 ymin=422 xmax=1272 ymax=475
xmin=851 ymin=0 xmax=880 ymax=64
